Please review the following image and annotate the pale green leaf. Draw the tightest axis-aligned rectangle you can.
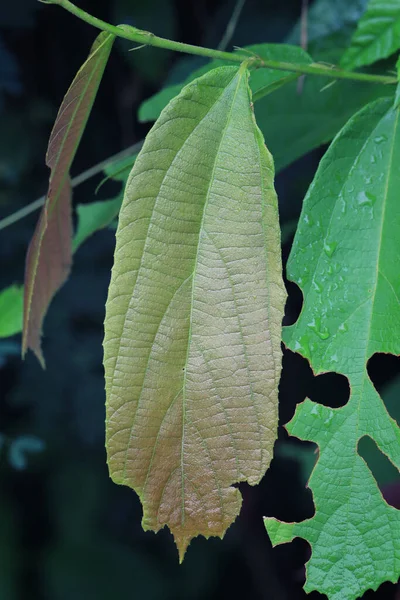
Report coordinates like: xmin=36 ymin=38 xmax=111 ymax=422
xmin=0 ymin=285 xmax=23 ymax=338
xmin=341 ymin=0 xmax=400 ymax=70
xmin=265 ymin=97 xmax=400 ymax=599
xmin=104 ymin=66 xmax=286 ymax=558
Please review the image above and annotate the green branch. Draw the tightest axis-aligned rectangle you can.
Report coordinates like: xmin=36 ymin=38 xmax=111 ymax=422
xmin=43 ymin=0 xmax=397 ymax=86
xmin=0 ymin=141 xmax=142 ymax=231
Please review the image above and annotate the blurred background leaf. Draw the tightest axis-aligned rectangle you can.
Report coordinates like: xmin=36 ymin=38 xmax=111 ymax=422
xmin=0 ymin=285 xmax=23 ymax=338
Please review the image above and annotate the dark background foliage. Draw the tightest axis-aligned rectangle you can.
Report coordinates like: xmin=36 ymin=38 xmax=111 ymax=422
xmin=0 ymin=0 xmax=399 ymax=598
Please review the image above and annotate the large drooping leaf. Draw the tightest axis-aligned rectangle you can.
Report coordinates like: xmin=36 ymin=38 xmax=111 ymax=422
xmin=341 ymin=0 xmax=400 ymax=70
xmin=104 ymin=65 xmax=286 ymax=558
xmin=264 ymin=97 xmax=400 ymax=599
xmin=138 ymin=44 xmax=312 ymax=123
xmin=22 ymin=32 xmax=114 ymax=366
xmin=0 ymin=286 xmax=23 ymax=338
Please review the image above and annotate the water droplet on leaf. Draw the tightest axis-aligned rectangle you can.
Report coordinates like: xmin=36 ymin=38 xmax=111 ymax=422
xmin=307 ymin=317 xmax=330 ymax=340
xmin=303 ymin=214 xmax=313 ymax=226
xmin=374 ymin=135 xmax=387 ymax=144
xmin=312 ymin=280 xmax=323 ymax=294
xmin=323 ymin=241 xmax=337 ymax=258
xmin=357 ymin=191 xmax=376 ymax=207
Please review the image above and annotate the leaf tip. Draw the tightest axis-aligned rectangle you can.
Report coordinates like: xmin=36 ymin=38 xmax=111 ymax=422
xmin=21 ymin=339 xmax=46 ymax=369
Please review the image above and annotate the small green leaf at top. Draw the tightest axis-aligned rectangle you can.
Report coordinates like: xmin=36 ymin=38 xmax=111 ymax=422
xmin=265 ymin=97 xmax=400 ymax=599
xmin=340 ymin=0 xmax=400 ymax=70
xmin=104 ymin=65 xmax=286 ymax=559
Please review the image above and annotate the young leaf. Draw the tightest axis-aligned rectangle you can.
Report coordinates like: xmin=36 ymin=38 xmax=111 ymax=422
xmin=73 ymin=152 xmax=138 ymax=251
xmin=341 ymin=0 xmax=400 ymax=70
xmin=0 ymin=286 xmax=23 ymax=338
xmin=104 ymin=66 xmax=286 ymax=559
xmin=138 ymin=44 xmax=312 ymax=123
xmin=22 ymin=32 xmax=114 ymax=366
xmin=264 ymin=97 xmax=400 ymax=599
xmin=73 ymin=196 xmax=123 ymax=252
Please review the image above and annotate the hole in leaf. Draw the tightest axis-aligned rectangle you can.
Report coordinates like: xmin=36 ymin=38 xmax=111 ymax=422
xmin=279 ymin=348 xmax=314 ymax=424
xmin=283 ymin=279 xmax=303 ymax=327
xmin=261 ymin=437 xmax=315 ymax=523
xmin=367 ymin=354 xmax=400 ymax=427
xmin=367 ymin=353 xmax=400 ymax=395
xmin=273 ymin=537 xmax=312 ymax=595
xmin=362 ymin=580 xmax=397 ymax=599
xmin=358 ymin=435 xmax=400 ymax=510
xmin=308 ymin=371 xmax=350 ymax=409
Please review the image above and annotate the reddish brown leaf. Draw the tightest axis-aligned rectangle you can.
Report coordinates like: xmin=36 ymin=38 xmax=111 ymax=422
xmin=22 ymin=32 xmax=114 ymax=365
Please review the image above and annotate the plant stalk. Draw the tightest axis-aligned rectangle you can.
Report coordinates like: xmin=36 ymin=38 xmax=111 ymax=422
xmin=0 ymin=141 xmax=142 ymax=231
xmin=44 ymin=0 xmax=397 ymax=85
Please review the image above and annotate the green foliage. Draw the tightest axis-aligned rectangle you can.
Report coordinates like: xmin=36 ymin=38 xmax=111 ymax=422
xmin=341 ymin=0 xmax=400 ymax=70
xmin=0 ymin=285 xmax=23 ymax=337
xmin=260 ymin=7 xmax=393 ymax=170
xmin=253 ymin=70 xmax=391 ymax=171
xmin=265 ymin=97 xmax=400 ymax=599
xmin=139 ymin=39 xmax=392 ymax=172
xmin=138 ymin=44 xmax=312 ymax=123
xmin=104 ymin=65 xmax=286 ymax=559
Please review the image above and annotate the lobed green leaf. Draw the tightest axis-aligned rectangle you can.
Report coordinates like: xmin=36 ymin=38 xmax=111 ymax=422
xmin=265 ymin=97 xmax=400 ymax=599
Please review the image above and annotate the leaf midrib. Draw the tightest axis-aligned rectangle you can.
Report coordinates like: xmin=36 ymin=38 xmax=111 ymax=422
xmin=180 ymin=69 xmax=245 ymax=525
